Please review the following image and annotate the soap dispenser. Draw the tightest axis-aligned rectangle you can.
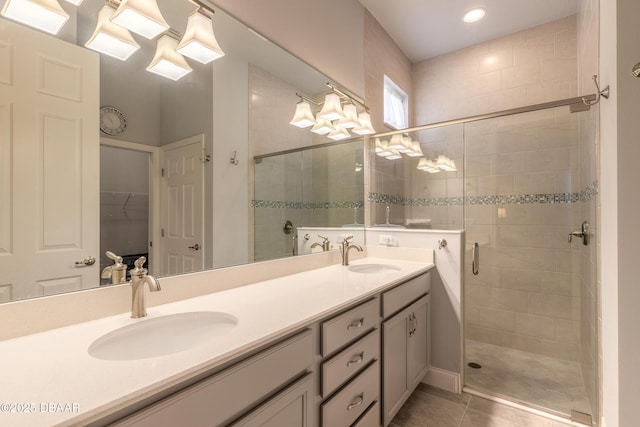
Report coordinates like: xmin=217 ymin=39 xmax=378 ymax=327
xmin=101 ymin=251 xmax=127 ymax=285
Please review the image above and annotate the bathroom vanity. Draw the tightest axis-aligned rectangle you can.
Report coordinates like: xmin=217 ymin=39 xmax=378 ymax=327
xmin=0 ymin=253 xmax=433 ymax=427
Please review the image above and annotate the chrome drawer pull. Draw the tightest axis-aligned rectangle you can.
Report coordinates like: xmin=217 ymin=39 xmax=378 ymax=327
xmin=347 ymin=318 xmax=364 ymax=330
xmin=347 ymin=352 xmax=364 ymax=367
xmin=347 ymin=393 xmax=364 ymax=410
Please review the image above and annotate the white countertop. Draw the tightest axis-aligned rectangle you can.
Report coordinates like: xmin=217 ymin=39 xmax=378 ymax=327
xmin=0 ymin=257 xmax=433 ymax=426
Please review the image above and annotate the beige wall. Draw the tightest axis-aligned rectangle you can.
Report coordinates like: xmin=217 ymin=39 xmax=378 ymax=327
xmin=211 ymin=0 xmax=365 ymax=98
xmin=412 ymin=16 xmax=578 ymax=125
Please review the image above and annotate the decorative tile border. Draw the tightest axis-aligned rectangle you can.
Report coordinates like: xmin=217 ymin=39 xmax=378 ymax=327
xmin=368 ymin=181 xmax=598 ymax=207
xmin=252 ymin=200 xmax=364 ymax=209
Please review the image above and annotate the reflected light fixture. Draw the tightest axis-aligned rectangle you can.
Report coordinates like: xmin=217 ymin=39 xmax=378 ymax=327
xmin=318 ymin=93 xmax=346 ymax=121
xmin=375 ymin=138 xmax=392 ymax=157
xmin=110 ymin=0 xmax=169 ymax=39
xmin=353 ymin=111 xmax=376 ymax=135
xmin=417 ymin=158 xmax=440 ymax=173
xmin=310 ymin=116 xmax=334 ymax=135
xmin=177 ymin=9 xmax=225 ymax=64
xmin=407 ymin=141 xmax=424 ymax=157
xmin=85 ymin=3 xmax=140 ymax=61
xmin=388 ymin=134 xmax=405 ymax=151
xmin=328 ymin=125 xmax=351 ymax=141
xmin=463 ymin=8 xmax=486 ymax=23
xmin=386 ymin=149 xmax=402 ymax=160
xmin=335 ymin=103 xmax=360 ymax=129
xmin=436 ymin=155 xmax=457 ymax=171
xmin=146 ymin=33 xmax=193 ymax=80
xmin=290 ymin=99 xmax=316 ymax=128
xmin=1 ymin=0 xmax=69 ymax=35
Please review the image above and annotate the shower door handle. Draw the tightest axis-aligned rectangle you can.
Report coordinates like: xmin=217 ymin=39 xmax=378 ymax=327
xmin=472 ymin=243 xmax=479 ymax=275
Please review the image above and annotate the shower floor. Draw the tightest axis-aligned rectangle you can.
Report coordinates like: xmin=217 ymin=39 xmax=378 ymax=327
xmin=465 ymin=340 xmax=592 ymax=418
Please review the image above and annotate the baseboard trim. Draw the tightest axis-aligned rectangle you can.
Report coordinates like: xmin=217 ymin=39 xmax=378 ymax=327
xmin=422 ymin=367 xmax=460 ymax=393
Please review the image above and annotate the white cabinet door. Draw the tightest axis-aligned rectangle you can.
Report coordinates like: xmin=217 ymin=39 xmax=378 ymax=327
xmin=231 ymin=374 xmax=314 ymax=427
xmin=408 ymin=296 xmax=430 ymax=390
xmin=382 ymin=308 xmax=409 ymax=426
xmin=0 ymin=19 xmax=99 ymax=301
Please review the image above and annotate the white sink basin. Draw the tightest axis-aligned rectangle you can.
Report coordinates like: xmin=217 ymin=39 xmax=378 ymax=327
xmin=89 ymin=311 xmax=238 ymax=361
xmin=348 ymin=264 xmax=401 ymax=274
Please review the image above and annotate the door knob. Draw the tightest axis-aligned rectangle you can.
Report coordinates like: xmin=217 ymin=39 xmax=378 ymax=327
xmin=188 ymin=244 xmax=200 ymax=251
xmin=75 ymin=256 xmax=96 ymax=267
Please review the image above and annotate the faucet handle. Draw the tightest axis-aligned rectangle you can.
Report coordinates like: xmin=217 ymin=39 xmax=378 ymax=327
xmin=132 ymin=256 xmax=147 ymax=274
xmin=318 ymin=234 xmax=329 ymax=242
xmin=342 ymin=235 xmax=354 ymax=243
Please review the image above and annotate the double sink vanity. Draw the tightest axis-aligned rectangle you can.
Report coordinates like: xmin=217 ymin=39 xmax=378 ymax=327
xmin=0 ymin=248 xmax=434 ymax=427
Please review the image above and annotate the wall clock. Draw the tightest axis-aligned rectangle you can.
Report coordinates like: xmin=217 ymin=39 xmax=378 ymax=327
xmin=100 ymin=106 xmax=127 ymax=136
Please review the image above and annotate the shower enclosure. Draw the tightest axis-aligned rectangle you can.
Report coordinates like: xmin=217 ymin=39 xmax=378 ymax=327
xmin=372 ymin=97 xmax=599 ymax=424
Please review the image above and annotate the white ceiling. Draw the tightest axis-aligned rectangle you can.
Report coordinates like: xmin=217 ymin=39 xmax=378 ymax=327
xmin=358 ymin=0 xmax=580 ymax=63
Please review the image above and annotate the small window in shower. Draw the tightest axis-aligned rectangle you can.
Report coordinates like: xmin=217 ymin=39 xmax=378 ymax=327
xmin=383 ymin=75 xmax=408 ymax=129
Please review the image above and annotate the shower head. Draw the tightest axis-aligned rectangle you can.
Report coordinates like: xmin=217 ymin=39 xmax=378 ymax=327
xmin=633 ymin=63 xmax=640 ymax=78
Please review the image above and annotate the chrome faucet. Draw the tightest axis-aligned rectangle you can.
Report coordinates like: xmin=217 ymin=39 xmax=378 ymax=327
xmin=129 ymin=256 xmax=161 ymax=318
xmin=340 ymin=235 xmax=363 ymax=266
xmin=311 ymin=235 xmax=331 ymax=252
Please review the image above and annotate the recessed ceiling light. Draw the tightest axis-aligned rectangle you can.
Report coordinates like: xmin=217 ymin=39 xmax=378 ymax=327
xmin=463 ymin=8 xmax=486 ymax=23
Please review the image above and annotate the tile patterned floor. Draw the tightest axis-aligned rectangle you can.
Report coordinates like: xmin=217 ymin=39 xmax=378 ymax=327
xmin=464 ymin=340 xmax=591 ymax=416
xmin=390 ymin=384 xmax=574 ymax=427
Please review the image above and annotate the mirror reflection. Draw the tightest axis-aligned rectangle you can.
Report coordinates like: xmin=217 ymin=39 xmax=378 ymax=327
xmin=0 ymin=0 xmax=365 ymax=302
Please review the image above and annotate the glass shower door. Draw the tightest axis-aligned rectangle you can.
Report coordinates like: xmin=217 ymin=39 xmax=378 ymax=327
xmin=462 ymin=104 xmax=598 ymax=422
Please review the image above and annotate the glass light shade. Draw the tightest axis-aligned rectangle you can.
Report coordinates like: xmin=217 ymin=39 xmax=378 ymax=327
xmin=146 ymin=34 xmax=193 ymax=81
xmin=388 ymin=134 xmax=405 ymax=151
xmin=353 ymin=112 xmax=376 ymax=135
xmin=318 ymin=93 xmax=345 ymax=121
xmin=85 ymin=4 xmax=140 ymax=61
xmin=436 ymin=155 xmax=456 ymax=171
xmin=327 ymin=125 xmax=351 ymax=141
xmin=417 ymin=158 xmax=440 ymax=173
xmin=385 ymin=149 xmax=402 ymax=160
xmin=310 ymin=116 xmax=333 ymax=135
xmin=335 ymin=103 xmax=360 ymax=129
xmin=374 ymin=138 xmax=392 ymax=157
xmin=63 ymin=0 xmax=83 ymax=5
xmin=397 ymin=135 xmax=414 ymax=153
xmin=406 ymin=141 xmax=424 ymax=157
xmin=111 ymin=0 xmax=169 ymax=39
xmin=289 ymin=100 xmax=316 ymax=128
xmin=1 ymin=0 xmax=69 ymax=35
xmin=177 ymin=11 xmax=225 ymax=64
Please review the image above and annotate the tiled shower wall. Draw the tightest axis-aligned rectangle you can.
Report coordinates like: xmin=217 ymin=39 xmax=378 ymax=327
xmin=404 ymin=15 xmax=592 ymax=362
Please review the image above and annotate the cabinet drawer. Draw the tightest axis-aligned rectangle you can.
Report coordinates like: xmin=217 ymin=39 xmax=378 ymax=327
xmin=321 ymin=329 xmax=379 ymax=397
xmin=352 ymin=401 xmax=380 ymax=427
xmin=382 ymin=273 xmax=430 ymax=318
xmin=321 ymin=298 xmax=379 ymax=356
xmin=321 ymin=360 xmax=380 ymax=427
xmin=114 ymin=329 xmax=313 ymax=427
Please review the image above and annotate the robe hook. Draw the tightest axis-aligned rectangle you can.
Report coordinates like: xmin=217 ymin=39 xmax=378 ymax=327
xmin=582 ymin=75 xmax=609 ymax=106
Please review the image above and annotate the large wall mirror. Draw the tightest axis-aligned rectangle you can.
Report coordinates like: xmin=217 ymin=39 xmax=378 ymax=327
xmin=0 ymin=0 xmax=365 ymax=303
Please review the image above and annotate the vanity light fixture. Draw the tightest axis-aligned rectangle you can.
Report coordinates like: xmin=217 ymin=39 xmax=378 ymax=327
xmin=463 ymin=7 xmax=486 ymax=23
xmin=374 ymin=138 xmax=392 ymax=157
xmin=110 ymin=0 xmax=169 ymax=39
xmin=388 ymin=134 xmax=405 ymax=151
xmin=327 ymin=125 xmax=351 ymax=141
xmin=177 ymin=8 xmax=225 ymax=64
xmin=318 ymin=93 xmax=346 ymax=121
xmin=310 ymin=116 xmax=334 ymax=135
xmin=335 ymin=103 xmax=360 ymax=129
xmin=62 ymin=0 xmax=83 ymax=5
xmin=289 ymin=100 xmax=316 ymax=128
xmin=385 ymin=149 xmax=403 ymax=160
xmin=85 ymin=3 xmax=140 ymax=61
xmin=352 ymin=111 xmax=376 ymax=135
xmin=417 ymin=157 xmax=440 ymax=173
xmin=146 ymin=33 xmax=193 ymax=80
xmin=1 ymin=0 xmax=69 ymax=35
xmin=406 ymin=140 xmax=424 ymax=157
xmin=436 ymin=154 xmax=457 ymax=171
xmin=291 ymin=83 xmax=374 ymax=139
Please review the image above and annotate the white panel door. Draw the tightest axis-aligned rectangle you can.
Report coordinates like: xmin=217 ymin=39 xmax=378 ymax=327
xmin=160 ymin=135 xmax=204 ymax=276
xmin=0 ymin=19 xmax=100 ymax=301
